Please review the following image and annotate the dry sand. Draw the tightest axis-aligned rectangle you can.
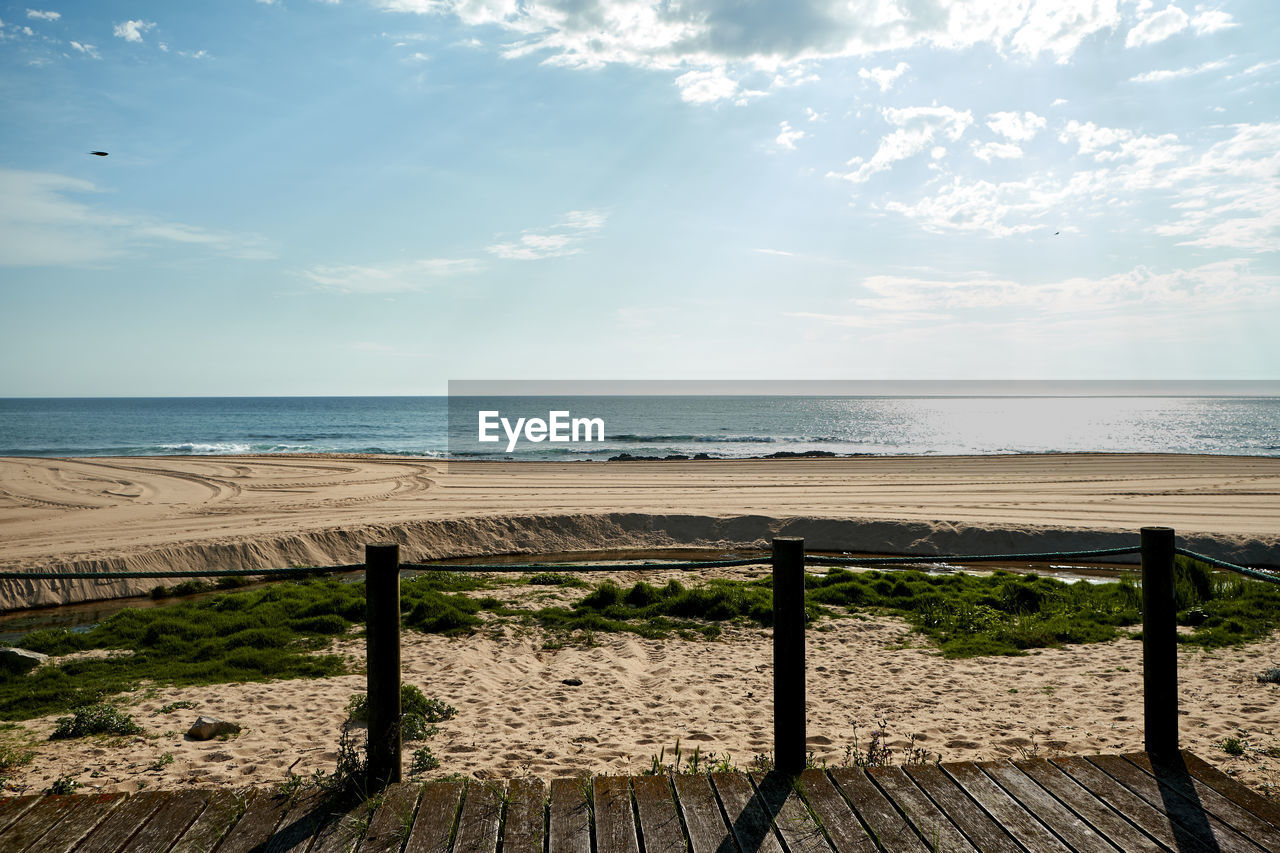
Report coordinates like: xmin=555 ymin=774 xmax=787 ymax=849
xmin=3 ymin=453 xmax=1279 ymax=608
xmin=1 ymin=453 xmax=1279 ymax=797
xmin=10 ymin=609 xmax=1280 ymax=799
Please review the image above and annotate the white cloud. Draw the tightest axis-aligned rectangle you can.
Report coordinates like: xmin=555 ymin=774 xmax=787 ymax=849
xmin=986 ymin=111 xmax=1047 ymax=142
xmin=304 ymin=258 xmax=482 ymax=293
xmin=26 ymin=9 xmax=60 ymax=21
xmin=1190 ymin=9 xmax=1236 ymax=35
xmin=776 ymin=121 xmax=806 ymax=150
xmin=804 ymin=107 xmax=825 ymax=122
xmin=179 ymin=49 xmax=210 ymax=60
xmin=858 ymin=62 xmax=909 ymax=92
xmin=375 ymin=2 xmax=1130 ymax=104
xmin=1240 ymin=59 xmax=1280 ymax=76
xmin=112 ymin=19 xmax=156 ymax=43
xmin=674 ymin=68 xmax=737 ymax=104
xmin=1125 ymin=4 xmax=1189 ymax=48
xmin=0 ymin=168 xmax=270 ymax=266
xmin=795 ymin=260 xmax=1278 ymax=328
xmin=1129 ymin=59 xmax=1227 ymax=82
xmin=486 ymin=209 xmax=607 ymax=260
xmin=1051 ymin=98 xmax=1068 ymax=106
xmin=1009 ymin=1 xmax=1123 ymax=64
xmin=830 ymin=106 xmax=973 ymax=186
xmin=876 ymin=120 xmax=1276 ymax=250
xmin=68 ymin=41 xmax=99 ymax=59
xmin=973 ymin=141 xmax=1024 ymax=162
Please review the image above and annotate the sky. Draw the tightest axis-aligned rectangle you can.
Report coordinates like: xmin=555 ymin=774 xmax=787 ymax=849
xmin=0 ymin=0 xmax=1276 ymax=396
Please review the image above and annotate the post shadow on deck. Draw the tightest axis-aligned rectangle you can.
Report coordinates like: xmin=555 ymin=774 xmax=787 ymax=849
xmin=772 ymin=537 xmax=806 ymax=775
xmin=365 ymin=541 xmax=402 ymax=792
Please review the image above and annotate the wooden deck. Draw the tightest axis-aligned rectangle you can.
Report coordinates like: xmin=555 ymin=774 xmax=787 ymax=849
xmin=1 ymin=751 xmax=1277 ymax=853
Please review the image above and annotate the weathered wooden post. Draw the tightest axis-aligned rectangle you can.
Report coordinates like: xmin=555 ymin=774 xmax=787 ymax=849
xmin=772 ymin=537 xmax=806 ymax=774
xmin=365 ymin=541 xmax=402 ymax=791
xmin=1141 ymin=526 xmax=1178 ymax=757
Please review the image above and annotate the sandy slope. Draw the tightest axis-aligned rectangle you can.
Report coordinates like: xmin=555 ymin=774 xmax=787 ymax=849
xmin=2 ymin=453 xmax=1279 ymax=608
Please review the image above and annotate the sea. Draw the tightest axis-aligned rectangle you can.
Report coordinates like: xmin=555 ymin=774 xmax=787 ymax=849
xmin=1 ymin=383 xmax=1277 ymax=460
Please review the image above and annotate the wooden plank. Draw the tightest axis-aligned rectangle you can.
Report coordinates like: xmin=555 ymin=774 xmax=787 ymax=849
xmin=593 ymin=776 xmax=639 ymax=853
xmin=1082 ymin=755 xmax=1259 ymax=853
xmin=213 ymin=789 xmax=292 ymax=853
xmin=265 ymin=789 xmax=346 ymax=853
xmin=0 ymin=796 xmax=40 ymax=835
xmin=13 ymin=793 xmax=124 ymax=853
xmin=455 ymin=780 xmax=505 ymax=853
xmin=1015 ymin=758 xmax=1165 ymax=853
xmin=308 ymin=797 xmax=378 ymax=853
xmin=711 ymin=772 xmax=785 ymax=853
xmin=74 ymin=790 xmax=167 ymax=853
xmin=750 ymin=771 xmax=831 ymax=853
xmin=981 ymin=761 xmax=1122 ymax=853
xmin=1126 ymin=752 xmax=1280 ymax=850
xmin=548 ymin=778 xmax=590 ymax=853
xmin=404 ymin=779 xmax=465 ymax=853
xmin=944 ymin=762 xmax=1071 ymax=853
xmin=902 ymin=765 xmax=1020 ymax=853
xmin=360 ymin=783 xmax=424 ymax=853
xmin=168 ymin=790 xmax=241 ymax=853
xmin=672 ymin=774 xmax=731 ymax=853
xmin=0 ymin=794 xmax=97 ymax=853
xmin=866 ymin=767 xmax=976 ymax=853
xmin=829 ymin=766 xmax=929 ymax=853
xmin=1052 ymin=755 xmax=1214 ymax=853
xmin=630 ymin=776 xmax=686 ymax=853
xmin=1178 ymin=750 xmax=1280 ymax=828
xmin=794 ymin=769 xmax=878 ymax=853
xmin=124 ymin=789 xmax=211 ymax=853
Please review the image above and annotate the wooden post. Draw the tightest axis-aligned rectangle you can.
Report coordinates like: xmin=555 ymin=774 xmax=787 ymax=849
xmin=1141 ymin=526 xmax=1178 ymax=757
xmin=772 ymin=537 xmax=806 ymax=774
xmin=365 ymin=541 xmax=402 ymax=791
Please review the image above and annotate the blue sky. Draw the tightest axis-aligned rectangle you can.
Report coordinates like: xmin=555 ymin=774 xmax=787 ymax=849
xmin=0 ymin=0 xmax=1276 ymax=395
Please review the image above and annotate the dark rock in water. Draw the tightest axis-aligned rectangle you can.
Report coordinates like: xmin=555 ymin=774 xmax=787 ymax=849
xmin=1258 ymin=668 xmax=1280 ymax=684
xmin=763 ymin=450 xmax=837 ymax=459
xmin=607 ymin=453 xmax=663 ymax=461
xmin=0 ymin=647 xmax=47 ymax=674
xmin=693 ymin=453 xmax=712 ymax=460
xmin=561 ymin=677 xmax=583 ymax=686
xmin=187 ymin=716 xmax=242 ymax=740
xmin=664 ymin=454 xmax=690 ymax=460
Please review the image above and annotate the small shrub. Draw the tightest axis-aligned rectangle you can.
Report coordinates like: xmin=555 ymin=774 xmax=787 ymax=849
xmin=1221 ymin=736 xmax=1247 ymax=757
xmin=409 ymin=746 xmax=440 ymax=774
xmin=50 ymin=704 xmax=143 ymax=740
xmin=46 ymin=776 xmax=80 ymax=795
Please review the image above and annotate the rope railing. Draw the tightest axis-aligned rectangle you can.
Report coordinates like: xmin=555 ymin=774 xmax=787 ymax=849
xmin=3 ymin=543 xmax=1279 ymax=582
xmin=1174 ymin=547 xmax=1280 ymax=585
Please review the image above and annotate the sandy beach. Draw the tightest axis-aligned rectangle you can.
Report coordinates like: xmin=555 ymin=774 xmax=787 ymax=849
xmin=2 ymin=453 xmax=1279 ymax=797
xmin=2 ymin=453 xmax=1279 ymax=608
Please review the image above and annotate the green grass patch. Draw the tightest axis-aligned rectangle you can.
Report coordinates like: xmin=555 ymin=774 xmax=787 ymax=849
xmin=0 ymin=575 xmax=488 ymax=721
xmin=49 ymin=704 xmax=143 ymax=739
xmin=522 ymin=577 xmax=810 ymax=640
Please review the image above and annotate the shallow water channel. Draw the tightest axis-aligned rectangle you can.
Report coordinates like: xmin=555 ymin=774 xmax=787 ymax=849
xmin=0 ymin=548 xmax=1136 ymax=643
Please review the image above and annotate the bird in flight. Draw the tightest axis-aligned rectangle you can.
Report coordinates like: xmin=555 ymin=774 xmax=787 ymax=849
xmin=89 ymin=151 xmax=109 ymax=156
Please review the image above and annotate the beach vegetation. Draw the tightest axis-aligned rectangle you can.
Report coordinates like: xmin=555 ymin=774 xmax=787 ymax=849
xmin=1220 ymin=735 xmax=1247 ymax=757
xmin=408 ymin=746 xmax=440 ymax=774
xmin=345 ymin=684 xmax=456 ymax=741
xmin=45 ymin=776 xmax=80 ymax=795
xmin=49 ymin=703 xmax=143 ymax=739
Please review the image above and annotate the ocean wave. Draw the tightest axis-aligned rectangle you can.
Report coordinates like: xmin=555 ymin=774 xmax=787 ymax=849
xmin=607 ymin=433 xmax=779 ymax=443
